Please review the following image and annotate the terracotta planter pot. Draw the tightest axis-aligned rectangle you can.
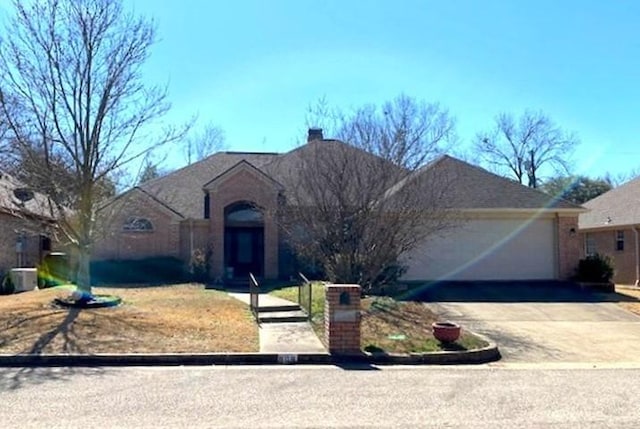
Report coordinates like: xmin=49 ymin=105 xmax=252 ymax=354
xmin=432 ymin=321 xmax=461 ymax=343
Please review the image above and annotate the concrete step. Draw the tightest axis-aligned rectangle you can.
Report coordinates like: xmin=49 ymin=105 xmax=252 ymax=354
xmin=258 ymin=304 xmax=302 ymax=313
xmin=258 ymin=310 xmax=309 ymax=323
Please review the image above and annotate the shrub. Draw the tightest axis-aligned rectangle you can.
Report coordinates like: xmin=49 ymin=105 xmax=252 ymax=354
xmin=576 ymin=253 xmax=614 ymax=283
xmin=189 ymin=247 xmax=212 ymax=282
xmin=1 ymin=273 xmax=15 ymax=295
xmin=90 ymin=257 xmax=188 ymax=285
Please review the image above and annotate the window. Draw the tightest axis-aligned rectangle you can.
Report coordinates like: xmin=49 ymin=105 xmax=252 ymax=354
xmin=204 ymin=193 xmax=210 ymax=219
xmin=123 ymin=217 xmax=154 ymax=232
xmin=40 ymin=235 xmax=52 ymax=252
xmin=616 ymin=230 xmax=625 ymax=251
xmin=225 ymin=203 xmax=263 ymax=225
xmin=585 ymin=233 xmax=596 ymax=256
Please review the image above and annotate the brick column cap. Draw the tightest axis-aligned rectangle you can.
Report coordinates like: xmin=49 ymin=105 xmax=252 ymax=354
xmin=325 ymin=284 xmax=361 ymax=290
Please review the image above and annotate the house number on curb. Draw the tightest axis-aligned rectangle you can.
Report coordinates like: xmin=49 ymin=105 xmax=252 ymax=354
xmin=277 ymin=354 xmax=298 ymax=364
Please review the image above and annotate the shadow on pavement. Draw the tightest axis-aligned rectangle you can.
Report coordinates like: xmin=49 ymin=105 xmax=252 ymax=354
xmin=333 ymin=361 xmax=381 ymax=371
xmin=0 ymin=366 xmax=107 ymax=391
xmin=404 ymin=281 xmax=640 ymax=303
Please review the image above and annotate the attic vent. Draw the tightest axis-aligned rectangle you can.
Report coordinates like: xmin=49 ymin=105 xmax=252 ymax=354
xmin=14 ymin=188 xmax=34 ymax=203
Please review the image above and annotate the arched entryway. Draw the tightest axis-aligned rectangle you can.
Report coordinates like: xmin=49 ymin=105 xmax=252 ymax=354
xmin=224 ymin=202 xmax=264 ymax=279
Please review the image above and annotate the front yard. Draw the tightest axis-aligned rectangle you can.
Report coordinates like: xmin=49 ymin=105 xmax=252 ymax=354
xmin=1 ymin=282 xmax=489 ymax=356
xmin=270 ymin=284 xmax=489 ymax=354
xmin=0 ymin=284 xmax=258 ymax=354
xmin=616 ymin=286 xmax=640 ymax=316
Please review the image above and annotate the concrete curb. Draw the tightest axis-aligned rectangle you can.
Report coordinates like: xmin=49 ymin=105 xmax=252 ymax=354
xmin=0 ymin=336 xmax=500 ymax=367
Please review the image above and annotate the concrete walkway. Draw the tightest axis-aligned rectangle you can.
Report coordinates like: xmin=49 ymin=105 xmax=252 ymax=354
xmin=228 ymin=292 xmax=326 ymax=354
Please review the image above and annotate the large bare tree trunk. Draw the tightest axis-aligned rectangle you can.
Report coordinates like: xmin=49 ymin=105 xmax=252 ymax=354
xmin=76 ymin=246 xmax=92 ymax=294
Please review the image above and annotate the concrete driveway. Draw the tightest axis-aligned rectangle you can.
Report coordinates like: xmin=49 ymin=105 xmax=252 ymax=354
xmin=417 ymin=282 xmax=640 ymax=363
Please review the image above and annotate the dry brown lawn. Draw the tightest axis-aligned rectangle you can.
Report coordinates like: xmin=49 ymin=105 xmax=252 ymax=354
xmin=271 ymin=286 xmax=488 ymax=353
xmin=0 ymin=284 xmax=258 ymax=354
xmin=360 ymin=297 xmax=487 ymax=353
xmin=616 ymin=286 xmax=640 ymax=316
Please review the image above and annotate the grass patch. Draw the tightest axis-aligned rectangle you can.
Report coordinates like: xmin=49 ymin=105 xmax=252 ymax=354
xmin=269 ymin=285 xmax=488 ymax=354
xmin=0 ymin=284 xmax=258 ymax=354
xmin=270 ymin=282 xmax=325 ymax=317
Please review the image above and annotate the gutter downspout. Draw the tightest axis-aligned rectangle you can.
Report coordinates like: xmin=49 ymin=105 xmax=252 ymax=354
xmin=634 ymin=226 xmax=639 ymax=286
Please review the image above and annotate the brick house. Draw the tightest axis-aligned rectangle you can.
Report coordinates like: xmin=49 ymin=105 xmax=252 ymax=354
xmin=95 ymin=129 xmax=585 ymax=283
xmin=0 ymin=172 xmax=57 ymax=276
xmin=579 ymin=179 xmax=640 ymax=285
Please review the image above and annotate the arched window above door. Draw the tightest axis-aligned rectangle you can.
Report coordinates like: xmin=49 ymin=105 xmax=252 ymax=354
xmin=123 ymin=216 xmax=154 ymax=232
xmin=225 ymin=202 xmax=263 ymax=226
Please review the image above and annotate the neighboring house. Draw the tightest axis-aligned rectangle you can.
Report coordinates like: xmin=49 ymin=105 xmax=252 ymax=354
xmin=95 ymin=129 xmax=585 ymax=283
xmin=0 ymin=171 xmax=57 ymax=275
xmin=579 ymin=179 xmax=640 ymax=285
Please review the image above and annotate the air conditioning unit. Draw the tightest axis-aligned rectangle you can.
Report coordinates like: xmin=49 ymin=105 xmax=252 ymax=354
xmin=10 ymin=268 xmax=38 ymax=292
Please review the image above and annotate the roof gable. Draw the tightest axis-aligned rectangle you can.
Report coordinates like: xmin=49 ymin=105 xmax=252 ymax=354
xmin=203 ymin=159 xmax=283 ymax=191
xmin=100 ymin=187 xmax=185 ymax=219
xmin=138 ymin=152 xmax=279 ymax=219
xmin=579 ymin=176 xmax=640 ymax=229
xmin=411 ymin=155 xmax=584 ymax=211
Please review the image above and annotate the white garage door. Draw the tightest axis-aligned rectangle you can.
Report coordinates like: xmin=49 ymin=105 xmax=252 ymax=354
xmin=402 ymin=218 xmax=556 ymax=281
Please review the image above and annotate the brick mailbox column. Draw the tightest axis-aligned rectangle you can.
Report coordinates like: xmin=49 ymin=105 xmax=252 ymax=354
xmin=324 ymin=284 xmax=361 ymax=355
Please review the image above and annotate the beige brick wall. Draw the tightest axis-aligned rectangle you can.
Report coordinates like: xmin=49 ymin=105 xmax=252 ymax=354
xmin=206 ymin=167 xmax=280 ymax=280
xmin=179 ymin=220 xmax=211 ymax=263
xmin=557 ymin=215 xmax=582 ymax=280
xmin=582 ymin=228 xmax=637 ymax=285
xmin=93 ymin=190 xmax=181 ymax=261
xmin=0 ymin=212 xmax=54 ymax=274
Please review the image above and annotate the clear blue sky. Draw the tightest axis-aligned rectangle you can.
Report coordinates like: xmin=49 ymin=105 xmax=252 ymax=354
xmin=4 ymin=1 xmax=640 ymax=180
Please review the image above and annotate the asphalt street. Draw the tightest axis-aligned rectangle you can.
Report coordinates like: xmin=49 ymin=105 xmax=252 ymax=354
xmin=2 ymin=365 xmax=640 ymax=428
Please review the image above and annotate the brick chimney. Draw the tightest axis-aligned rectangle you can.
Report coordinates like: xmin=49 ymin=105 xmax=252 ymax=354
xmin=307 ymin=128 xmax=323 ymax=142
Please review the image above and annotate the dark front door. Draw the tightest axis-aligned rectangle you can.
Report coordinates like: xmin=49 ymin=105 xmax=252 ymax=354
xmin=225 ymin=227 xmax=264 ymax=278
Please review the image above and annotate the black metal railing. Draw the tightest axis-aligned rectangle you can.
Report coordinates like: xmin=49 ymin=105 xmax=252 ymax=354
xmin=298 ymin=272 xmax=313 ymax=320
xmin=249 ymin=272 xmax=259 ymax=321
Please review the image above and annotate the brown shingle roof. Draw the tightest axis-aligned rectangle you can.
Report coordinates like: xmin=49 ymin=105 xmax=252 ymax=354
xmin=579 ymin=176 xmax=640 ymax=229
xmin=132 ymin=144 xmax=582 ymax=218
xmin=0 ymin=171 xmax=56 ymax=219
xmin=411 ymin=155 xmax=584 ymax=210
xmin=261 ymin=139 xmax=406 ymax=184
xmin=139 ymin=152 xmax=279 ymax=218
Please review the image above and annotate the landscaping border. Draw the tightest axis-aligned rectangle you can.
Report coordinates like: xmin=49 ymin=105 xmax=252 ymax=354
xmin=0 ymin=335 xmax=499 ymax=367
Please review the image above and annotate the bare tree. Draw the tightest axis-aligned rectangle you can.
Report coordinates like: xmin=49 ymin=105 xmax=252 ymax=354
xmin=276 ymin=95 xmax=458 ymax=291
xmin=604 ymin=168 xmax=640 ymax=187
xmin=474 ymin=110 xmax=578 ymax=188
xmin=183 ymin=121 xmax=226 ymax=165
xmin=307 ymin=94 xmax=456 ymax=169
xmin=0 ymin=0 xmax=186 ymax=294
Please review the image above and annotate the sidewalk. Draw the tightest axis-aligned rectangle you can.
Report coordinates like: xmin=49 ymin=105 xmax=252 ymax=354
xmin=227 ymin=292 xmax=327 ymax=354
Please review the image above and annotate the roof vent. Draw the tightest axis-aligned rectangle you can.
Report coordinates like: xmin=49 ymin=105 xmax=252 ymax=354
xmin=307 ymin=128 xmax=323 ymax=142
xmin=14 ymin=188 xmax=34 ymax=203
